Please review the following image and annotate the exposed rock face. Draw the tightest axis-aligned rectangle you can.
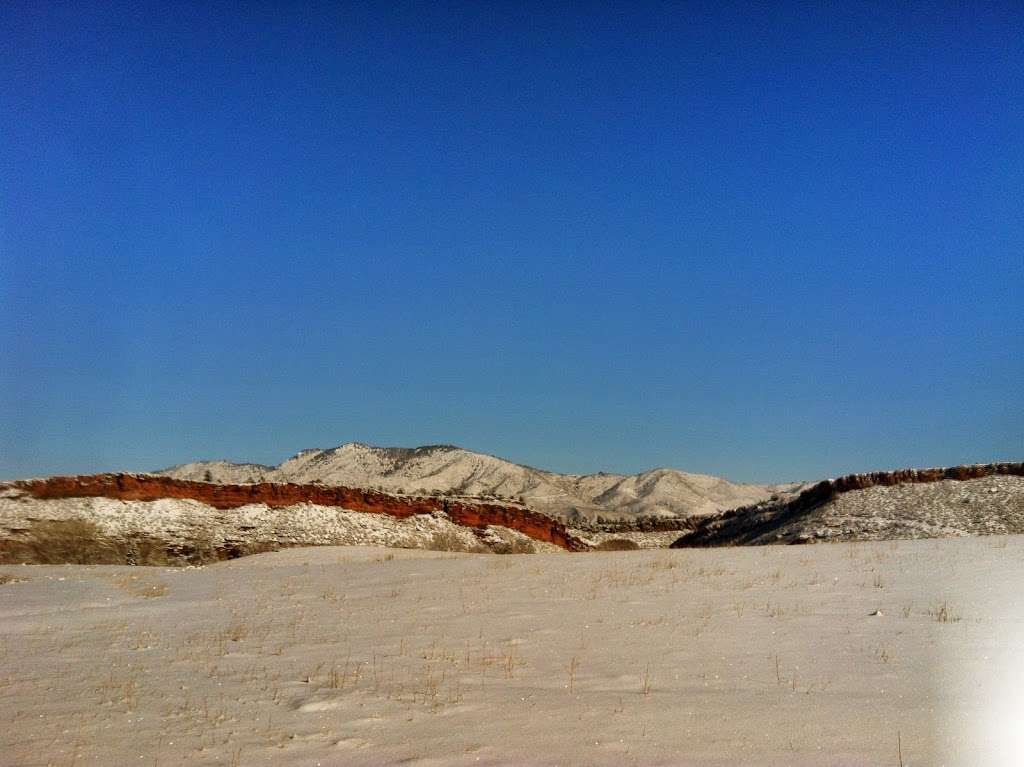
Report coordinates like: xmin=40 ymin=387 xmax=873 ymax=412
xmin=825 ymin=463 xmax=1024 ymax=492
xmin=672 ymin=462 xmax=1024 ymax=547
xmin=5 ymin=473 xmax=587 ymax=551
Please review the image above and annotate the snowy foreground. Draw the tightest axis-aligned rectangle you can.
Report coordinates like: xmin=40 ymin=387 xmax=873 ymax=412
xmin=2 ymin=538 xmax=1023 ymax=766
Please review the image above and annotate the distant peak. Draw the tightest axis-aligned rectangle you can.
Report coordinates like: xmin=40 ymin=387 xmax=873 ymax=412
xmin=334 ymin=442 xmax=463 ymax=454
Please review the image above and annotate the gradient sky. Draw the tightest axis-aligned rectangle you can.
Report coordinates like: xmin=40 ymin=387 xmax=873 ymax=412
xmin=2 ymin=1 xmax=1022 ymax=483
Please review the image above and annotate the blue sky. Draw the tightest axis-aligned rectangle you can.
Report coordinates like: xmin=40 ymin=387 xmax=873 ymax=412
xmin=2 ymin=1 xmax=1022 ymax=482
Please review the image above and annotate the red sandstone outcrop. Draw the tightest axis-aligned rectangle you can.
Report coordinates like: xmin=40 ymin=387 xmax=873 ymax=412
xmin=672 ymin=462 xmax=1024 ymax=547
xmin=5 ymin=473 xmax=588 ymax=551
xmin=828 ymin=462 xmax=1024 ymax=492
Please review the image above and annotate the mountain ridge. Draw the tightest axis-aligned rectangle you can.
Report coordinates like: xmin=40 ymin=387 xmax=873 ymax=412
xmin=155 ymin=442 xmax=805 ymax=521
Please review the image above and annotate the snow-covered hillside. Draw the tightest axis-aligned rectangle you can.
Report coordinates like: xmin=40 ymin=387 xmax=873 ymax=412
xmin=158 ymin=442 xmax=802 ymax=520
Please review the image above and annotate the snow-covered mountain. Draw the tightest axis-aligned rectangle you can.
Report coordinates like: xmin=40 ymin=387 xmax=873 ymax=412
xmin=157 ymin=443 xmax=804 ymax=521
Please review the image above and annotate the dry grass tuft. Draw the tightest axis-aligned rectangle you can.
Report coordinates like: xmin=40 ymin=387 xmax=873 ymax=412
xmin=567 ymin=655 xmax=580 ymax=693
xmin=226 ymin=621 xmax=250 ymax=642
xmin=423 ymin=530 xmax=488 ymax=554
xmin=930 ymin=601 xmax=961 ymax=623
xmin=113 ymin=574 xmax=169 ymax=598
xmin=593 ymin=538 xmax=640 ymax=551
xmin=0 ymin=519 xmax=283 ymax=566
xmin=0 ymin=519 xmax=133 ymax=565
xmin=641 ymin=663 xmax=652 ymax=696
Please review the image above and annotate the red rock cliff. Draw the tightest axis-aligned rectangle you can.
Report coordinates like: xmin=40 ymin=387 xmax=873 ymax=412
xmin=6 ymin=473 xmax=588 ymax=551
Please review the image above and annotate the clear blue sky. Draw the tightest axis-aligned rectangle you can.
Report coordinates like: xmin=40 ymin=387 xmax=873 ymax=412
xmin=2 ymin=1 xmax=1021 ymax=483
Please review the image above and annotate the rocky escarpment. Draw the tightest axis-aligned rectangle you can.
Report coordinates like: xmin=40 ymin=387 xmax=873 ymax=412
xmin=4 ymin=473 xmax=587 ymax=552
xmin=672 ymin=462 xmax=1024 ymax=547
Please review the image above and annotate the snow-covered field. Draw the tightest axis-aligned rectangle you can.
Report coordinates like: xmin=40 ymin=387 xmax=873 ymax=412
xmin=2 ymin=537 xmax=1022 ymax=766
